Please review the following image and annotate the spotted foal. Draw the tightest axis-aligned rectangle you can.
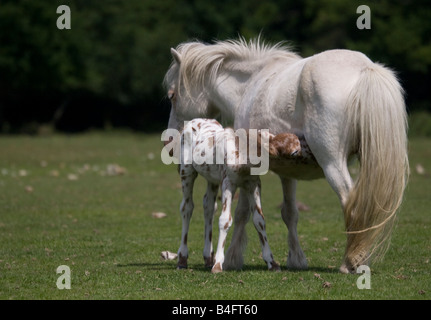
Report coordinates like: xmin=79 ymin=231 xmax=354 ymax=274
xmin=174 ymin=118 xmax=308 ymax=273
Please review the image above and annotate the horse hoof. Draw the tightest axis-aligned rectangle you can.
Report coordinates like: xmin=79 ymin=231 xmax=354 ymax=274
xmin=176 ymin=265 xmax=187 ymax=270
xmin=269 ymin=261 xmax=281 ymax=272
xmin=287 ymin=252 xmax=308 ymax=270
xmin=339 ymin=262 xmax=357 ymax=274
xmin=339 ymin=264 xmax=350 ymax=274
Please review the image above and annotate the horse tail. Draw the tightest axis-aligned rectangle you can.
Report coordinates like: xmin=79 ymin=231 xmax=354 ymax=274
xmin=343 ymin=63 xmax=409 ymax=270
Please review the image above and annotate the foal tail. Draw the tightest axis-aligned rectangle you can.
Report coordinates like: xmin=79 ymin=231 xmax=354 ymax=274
xmin=343 ymin=63 xmax=409 ymax=270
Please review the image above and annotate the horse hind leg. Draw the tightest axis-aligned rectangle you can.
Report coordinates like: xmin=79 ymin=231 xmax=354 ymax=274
xmin=320 ymin=162 xmax=355 ymax=273
xmin=280 ymin=178 xmax=308 ymax=270
xmin=223 ymin=188 xmax=250 ymax=271
xmin=303 ymin=134 xmax=355 ymax=272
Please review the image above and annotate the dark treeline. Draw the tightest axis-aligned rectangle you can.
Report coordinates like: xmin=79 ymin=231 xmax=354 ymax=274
xmin=1 ymin=0 xmax=430 ymax=133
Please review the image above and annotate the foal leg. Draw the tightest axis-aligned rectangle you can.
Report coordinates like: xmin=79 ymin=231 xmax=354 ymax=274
xmin=203 ymin=182 xmax=218 ymax=268
xmin=280 ymin=177 xmax=308 ymax=270
xmin=177 ymin=167 xmax=197 ymax=269
xmin=248 ymin=179 xmax=280 ymax=271
xmin=212 ymin=177 xmax=236 ymax=273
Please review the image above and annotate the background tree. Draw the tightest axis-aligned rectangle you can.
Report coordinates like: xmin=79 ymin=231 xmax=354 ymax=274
xmin=0 ymin=0 xmax=429 ymax=133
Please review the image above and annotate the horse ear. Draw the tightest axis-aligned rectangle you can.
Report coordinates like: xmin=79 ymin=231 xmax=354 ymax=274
xmin=171 ymin=48 xmax=182 ymax=64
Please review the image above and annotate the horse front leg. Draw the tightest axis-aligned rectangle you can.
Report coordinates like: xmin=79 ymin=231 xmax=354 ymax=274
xmin=203 ymin=182 xmax=218 ymax=268
xmin=223 ymin=188 xmax=251 ymax=270
xmin=280 ymin=177 xmax=308 ymax=270
xmin=177 ymin=169 xmax=197 ymax=269
xmin=212 ymin=177 xmax=236 ymax=273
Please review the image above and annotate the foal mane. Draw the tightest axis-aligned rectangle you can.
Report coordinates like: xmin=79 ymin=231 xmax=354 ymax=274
xmin=164 ymin=37 xmax=301 ymax=101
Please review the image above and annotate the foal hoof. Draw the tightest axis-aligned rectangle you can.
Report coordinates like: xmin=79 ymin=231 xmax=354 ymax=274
xmin=211 ymin=262 xmax=223 ymax=274
xmin=204 ymin=254 xmax=215 ymax=268
xmin=176 ymin=264 xmax=188 ymax=270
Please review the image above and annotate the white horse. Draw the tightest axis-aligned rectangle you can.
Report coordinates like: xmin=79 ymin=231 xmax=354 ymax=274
xmin=163 ymin=38 xmax=409 ymax=273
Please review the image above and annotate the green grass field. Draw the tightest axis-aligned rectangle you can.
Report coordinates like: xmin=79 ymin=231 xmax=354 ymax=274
xmin=0 ymin=132 xmax=430 ymax=300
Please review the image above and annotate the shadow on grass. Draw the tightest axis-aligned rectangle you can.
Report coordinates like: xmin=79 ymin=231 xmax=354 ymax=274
xmin=116 ymin=262 xmax=176 ymax=270
xmin=116 ymin=261 xmax=340 ymax=274
xmin=240 ymin=265 xmax=340 ymax=274
xmin=116 ymin=261 xmax=215 ymax=272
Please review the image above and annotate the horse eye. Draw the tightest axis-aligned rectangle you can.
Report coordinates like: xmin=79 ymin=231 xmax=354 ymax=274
xmin=168 ymin=89 xmax=175 ymax=100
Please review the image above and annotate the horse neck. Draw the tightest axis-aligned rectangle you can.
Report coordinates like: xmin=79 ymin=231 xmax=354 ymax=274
xmin=208 ymin=64 xmax=259 ymax=122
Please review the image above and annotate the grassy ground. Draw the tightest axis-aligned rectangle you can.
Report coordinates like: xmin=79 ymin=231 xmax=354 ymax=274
xmin=0 ymin=132 xmax=430 ymax=300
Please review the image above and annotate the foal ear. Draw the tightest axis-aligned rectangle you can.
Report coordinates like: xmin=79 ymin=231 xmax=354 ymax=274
xmin=257 ymin=130 xmax=273 ymax=155
xmin=267 ymin=133 xmax=281 ymax=157
xmin=170 ymin=48 xmax=182 ymax=64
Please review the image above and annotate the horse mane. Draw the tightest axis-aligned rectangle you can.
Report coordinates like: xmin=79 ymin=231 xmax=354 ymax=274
xmin=164 ymin=37 xmax=301 ymax=101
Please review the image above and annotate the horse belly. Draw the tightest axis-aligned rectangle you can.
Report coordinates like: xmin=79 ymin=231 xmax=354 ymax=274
xmin=269 ymin=158 xmax=324 ymax=180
